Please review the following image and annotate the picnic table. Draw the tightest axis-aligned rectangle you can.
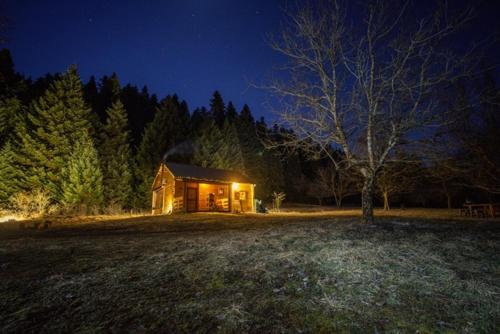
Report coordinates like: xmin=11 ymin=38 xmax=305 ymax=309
xmin=460 ymin=203 xmax=500 ymax=218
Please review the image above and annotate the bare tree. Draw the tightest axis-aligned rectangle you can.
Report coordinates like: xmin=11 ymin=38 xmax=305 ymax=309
xmin=322 ymin=166 xmax=359 ymax=208
xmin=459 ymin=72 xmax=500 ymax=195
xmin=427 ymin=159 xmax=462 ymax=209
xmin=376 ymin=159 xmax=420 ymax=210
xmin=428 ymin=72 xmax=500 ymax=199
xmin=296 ymin=164 xmax=358 ymax=207
xmin=302 ymin=170 xmax=330 ymax=206
xmin=265 ymin=0 xmax=481 ymax=223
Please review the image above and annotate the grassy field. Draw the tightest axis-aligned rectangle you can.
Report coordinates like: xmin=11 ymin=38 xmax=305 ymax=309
xmin=1 ymin=209 xmax=499 ymax=333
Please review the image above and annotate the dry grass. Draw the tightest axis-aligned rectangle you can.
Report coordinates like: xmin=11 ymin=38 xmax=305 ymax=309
xmin=1 ymin=210 xmax=499 ymax=333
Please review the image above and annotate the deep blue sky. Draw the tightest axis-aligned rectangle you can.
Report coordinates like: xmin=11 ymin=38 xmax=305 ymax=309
xmin=2 ymin=0 xmax=287 ymax=119
xmin=2 ymin=1 xmax=499 ymax=121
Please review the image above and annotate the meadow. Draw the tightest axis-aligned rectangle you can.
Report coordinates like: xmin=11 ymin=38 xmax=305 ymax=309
xmin=1 ymin=209 xmax=499 ymax=333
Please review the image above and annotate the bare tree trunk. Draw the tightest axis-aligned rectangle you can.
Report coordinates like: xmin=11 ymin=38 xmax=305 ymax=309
xmin=362 ymin=177 xmax=375 ymax=224
xmin=333 ymin=193 xmax=340 ymax=208
xmin=442 ymin=182 xmax=452 ymax=209
xmin=383 ymin=191 xmax=390 ymax=211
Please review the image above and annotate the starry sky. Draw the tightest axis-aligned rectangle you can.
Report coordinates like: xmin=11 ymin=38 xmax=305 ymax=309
xmin=2 ymin=0 xmax=287 ymax=119
xmin=2 ymin=1 xmax=500 ymax=121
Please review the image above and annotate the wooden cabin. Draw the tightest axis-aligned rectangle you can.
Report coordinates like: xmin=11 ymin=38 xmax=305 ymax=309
xmin=152 ymin=162 xmax=255 ymax=214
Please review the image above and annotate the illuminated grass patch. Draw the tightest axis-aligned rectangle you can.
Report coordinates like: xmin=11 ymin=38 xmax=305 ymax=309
xmin=0 ymin=213 xmax=499 ymax=333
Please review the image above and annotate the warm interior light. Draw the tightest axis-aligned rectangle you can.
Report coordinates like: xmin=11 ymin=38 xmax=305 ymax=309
xmin=232 ymin=182 xmax=239 ymax=191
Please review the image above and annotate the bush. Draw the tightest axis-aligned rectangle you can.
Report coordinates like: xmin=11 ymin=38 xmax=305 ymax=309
xmin=10 ymin=189 xmax=52 ymax=218
xmin=272 ymin=191 xmax=286 ymax=212
xmin=62 ymin=203 xmax=102 ymax=216
xmin=103 ymin=201 xmax=124 ymax=215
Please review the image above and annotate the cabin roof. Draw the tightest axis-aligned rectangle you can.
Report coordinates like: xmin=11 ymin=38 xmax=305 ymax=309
xmin=164 ymin=162 xmax=253 ymax=184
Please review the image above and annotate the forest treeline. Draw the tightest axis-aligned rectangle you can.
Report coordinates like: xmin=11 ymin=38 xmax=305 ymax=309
xmin=0 ymin=48 xmax=499 ymax=214
xmin=0 ymin=49 xmax=293 ymax=213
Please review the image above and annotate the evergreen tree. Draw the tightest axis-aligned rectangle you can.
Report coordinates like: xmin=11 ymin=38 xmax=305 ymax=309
xmin=193 ymin=119 xmax=244 ymax=171
xmin=22 ymin=73 xmax=60 ymax=104
xmin=0 ymin=97 xmax=22 ymax=147
xmin=83 ymin=75 xmax=99 ymax=112
xmin=226 ymin=101 xmax=237 ymax=122
xmin=193 ymin=120 xmax=224 ymax=168
xmin=218 ymin=119 xmax=244 ymax=170
xmin=0 ymin=141 xmax=24 ymax=205
xmin=254 ymin=117 xmax=285 ymax=199
xmin=0 ymin=49 xmax=16 ymax=96
xmin=100 ymin=100 xmax=133 ymax=208
xmin=96 ymin=73 xmax=120 ymax=121
xmin=83 ymin=76 xmax=102 ymax=134
xmin=135 ymin=95 xmax=188 ymax=207
xmin=15 ymin=66 xmax=93 ymax=201
xmin=236 ymin=104 xmax=259 ymax=172
xmin=209 ymin=90 xmax=225 ymax=126
xmin=190 ymin=106 xmax=209 ymax=135
xmin=0 ymin=49 xmax=26 ymax=98
xmin=235 ymin=105 xmax=284 ymax=199
xmin=61 ymin=133 xmax=104 ymax=212
xmin=121 ymin=83 xmax=158 ymax=145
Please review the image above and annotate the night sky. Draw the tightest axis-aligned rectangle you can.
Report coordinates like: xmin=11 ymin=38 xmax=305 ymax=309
xmin=2 ymin=0 xmax=287 ymax=119
xmin=2 ymin=1 xmax=500 ymax=121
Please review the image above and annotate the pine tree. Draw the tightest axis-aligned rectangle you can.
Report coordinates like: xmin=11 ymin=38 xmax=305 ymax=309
xmin=254 ymin=118 xmax=285 ymax=199
xmin=15 ymin=66 xmax=93 ymax=201
xmin=209 ymin=90 xmax=225 ymax=126
xmin=192 ymin=120 xmax=224 ymax=168
xmin=218 ymin=119 xmax=244 ymax=170
xmin=96 ymin=73 xmax=120 ymax=121
xmin=121 ymin=84 xmax=158 ymax=145
xmin=135 ymin=95 xmax=188 ymax=207
xmin=61 ymin=133 xmax=104 ymax=212
xmin=83 ymin=75 xmax=102 ymax=137
xmin=236 ymin=104 xmax=259 ymax=173
xmin=0 ymin=97 xmax=22 ymax=148
xmin=0 ymin=49 xmax=17 ymax=96
xmin=226 ymin=101 xmax=237 ymax=122
xmin=0 ymin=48 xmax=26 ymax=98
xmin=193 ymin=119 xmax=244 ymax=171
xmin=100 ymin=100 xmax=133 ymax=208
xmin=234 ymin=104 xmax=284 ymax=199
xmin=190 ymin=106 xmax=209 ymax=135
xmin=83 ymin=75 xmax=99 ymax=111
xmin=0 ymin=141 xmax=24 ymax=205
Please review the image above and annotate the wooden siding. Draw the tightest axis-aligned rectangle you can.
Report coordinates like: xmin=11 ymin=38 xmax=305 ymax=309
xmin=152 ymin=163 xmax=256 ymax=214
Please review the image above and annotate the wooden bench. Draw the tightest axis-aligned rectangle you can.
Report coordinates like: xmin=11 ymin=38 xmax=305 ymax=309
xmin=460 ymin=203 xmax=500 ymax=218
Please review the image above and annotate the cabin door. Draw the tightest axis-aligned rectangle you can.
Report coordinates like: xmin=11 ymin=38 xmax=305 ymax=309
xmin=186 ymin=187 xmax=198 ymax=212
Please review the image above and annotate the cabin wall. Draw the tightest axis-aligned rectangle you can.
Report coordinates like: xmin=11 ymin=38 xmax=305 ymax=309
xmin=198 ymin=183 xmax=230 ymax=211
xmin=162 ymin=171 xmax=175 ymax=214
xmin=173 ymin=179 xmax=185 ymax=212
xmin=231 ymin=183 xmax=255 ymax=213
xmin=151 ymin=165 xmax=175 ymax=214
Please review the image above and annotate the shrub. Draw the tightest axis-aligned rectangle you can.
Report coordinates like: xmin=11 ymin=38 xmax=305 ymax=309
xmin=104 ymin=201 xmax=123 ymax=215
xmin=10 ymin=189 xmax=52 ymax=218
xmin=272 ymin=191 xmax=286 ymax=212
xmin=62 ymin=203 xmax=102 ymax=216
